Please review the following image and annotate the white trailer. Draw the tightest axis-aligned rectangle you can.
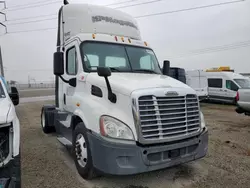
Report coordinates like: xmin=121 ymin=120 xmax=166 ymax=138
xmin=41 ymin=2 xmax=208 ymax=179
xmin=186 ymin=70 xmax=208 ymax=101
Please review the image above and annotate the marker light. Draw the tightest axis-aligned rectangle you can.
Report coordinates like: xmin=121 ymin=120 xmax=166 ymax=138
xmin=128 ymin=38 xmax=131 ymax=43
xmin=144 ymin=41 xmax=148 ymax=46
xmin=121 ymin=37 xmax=124 ymax=42
xmin=115 ymin=36 xmax=118 ymax=41
xmin=92 ymin=34 xmax=96 ymax=39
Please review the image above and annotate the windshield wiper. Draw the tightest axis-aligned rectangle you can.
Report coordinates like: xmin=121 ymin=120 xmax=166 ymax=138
xmin=109 ymin=67 xmax=121 ymax=72
xmin=133 ymin=69 xmax=158 ymax=74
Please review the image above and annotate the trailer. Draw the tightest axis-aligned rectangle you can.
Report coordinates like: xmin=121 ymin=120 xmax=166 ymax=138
xmin=41 ymin=1 xmax=208 ymax=179
xmin=186 ymin=70 xmax=208 ymax=101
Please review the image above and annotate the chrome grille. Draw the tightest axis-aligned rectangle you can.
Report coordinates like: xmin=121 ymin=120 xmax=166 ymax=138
xmin=138 ymin=94 xmax=200 ymax=140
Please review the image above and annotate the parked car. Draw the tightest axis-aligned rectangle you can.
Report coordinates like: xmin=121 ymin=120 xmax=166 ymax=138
xmin=235 ymin=87 xmax=250 ymax=116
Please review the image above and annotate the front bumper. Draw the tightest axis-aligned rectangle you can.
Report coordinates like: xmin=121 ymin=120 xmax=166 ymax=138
xmin=88 ymin=128 xmax=208 ymax=175
xmin=0 ymin=155 xmax=21 ymax=188
xmin=235 ymin=106 xmax=244 ymax=114
xmin=235 ymin=106 xmax=250 ymax=116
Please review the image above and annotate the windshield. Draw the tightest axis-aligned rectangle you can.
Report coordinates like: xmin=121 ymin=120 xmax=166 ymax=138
xmin=0 ymin=82 xmax=6 ymax=98
xmin=80 ymin=42 xmax=162 ymax=74
xmin=234 ymin=79 xmax=250 ymax=88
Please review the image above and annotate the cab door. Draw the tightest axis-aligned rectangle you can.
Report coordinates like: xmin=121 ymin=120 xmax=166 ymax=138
xmin=225 ymin=80 xmax=239 ymax=103
xmin=62 ymin=40 xmax=79 ymax=113
xmin=207 ymin=77 xmax=224 ymax=101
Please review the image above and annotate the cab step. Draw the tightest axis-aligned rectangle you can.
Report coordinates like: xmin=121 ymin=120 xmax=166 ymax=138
xmin=57 ymin=136 xmax=72 ymax=147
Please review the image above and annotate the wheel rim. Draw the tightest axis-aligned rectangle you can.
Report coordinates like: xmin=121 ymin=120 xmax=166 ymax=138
xmin=75 ymin=134 xmax=88 ymax=168
xmin=41 ymin=111 xmax=45 ymax=128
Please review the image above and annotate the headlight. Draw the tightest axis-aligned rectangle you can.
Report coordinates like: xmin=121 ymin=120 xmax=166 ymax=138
xmin=200 ymin=111 xmax=206 ymax=129
xmin=100 ymin=116 xmax=135 ymax=140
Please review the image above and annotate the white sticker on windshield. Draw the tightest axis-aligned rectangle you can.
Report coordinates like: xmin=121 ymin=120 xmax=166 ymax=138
xmin=146 ymin=49 xmax=154 ymax=54
xmin=84 ymin=55 xmax=88 ymax=62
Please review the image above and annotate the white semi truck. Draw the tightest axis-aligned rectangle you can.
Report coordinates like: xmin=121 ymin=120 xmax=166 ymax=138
xmin=0 ymin=76 xmax=20 ymax=187
xmin=41 ymin=2 xmax=208 ymax=179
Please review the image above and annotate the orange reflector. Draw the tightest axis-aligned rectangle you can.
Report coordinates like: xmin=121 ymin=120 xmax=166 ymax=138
xmin=128 ymin=38 xmax=131 ymax=43
xmin=121 ymin=37 xmax=124 ymax=42
xmin=76 ymin=103 xmax=80 ymax=107
xmin=144 ymin=41 xmax=148 ymax=46
xmin=115 ymin=36 xmax=118 ymax=41
xmin=92 ymin=34 xmax=95 ymax=39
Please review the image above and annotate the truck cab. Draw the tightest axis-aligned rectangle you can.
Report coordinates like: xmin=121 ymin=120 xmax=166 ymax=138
xmin=0 ymin=76 xmax=20 ymax=187
xmin=169 ymin=67 xmax=186 ymax=84
xmin=41 ymin=3 xmax=208 ymax=179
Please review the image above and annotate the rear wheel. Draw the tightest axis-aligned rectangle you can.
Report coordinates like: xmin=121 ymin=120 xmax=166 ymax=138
xmin=73 ymin=123 xmax=97 ymax=180
xmin=41 ymin=107 xmax=55 ymax=134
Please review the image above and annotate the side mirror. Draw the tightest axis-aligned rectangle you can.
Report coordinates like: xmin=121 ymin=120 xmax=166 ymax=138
xmin=69 ymin=78 xmax=77 ymax=87
xmin=97 ymin=67 xmax=111 ymax=77
xmin=9 ymin=87 xmax=19 ymax=106
xmin=97 ymin=67 xmax=116 ymax=103
xmin=53 ymin=52 xmax=64 ymax=76
xmin=162 ymin=60 xmax=170 ymax=76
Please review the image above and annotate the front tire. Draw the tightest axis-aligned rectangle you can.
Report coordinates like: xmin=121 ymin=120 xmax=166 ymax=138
xmin=73 ymin=123 xmax=97 ymax=180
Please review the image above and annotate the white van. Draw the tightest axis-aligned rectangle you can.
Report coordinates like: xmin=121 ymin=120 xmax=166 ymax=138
xmin=206 ymin=72 xmax=250 ymax=104
xmin=186 ymin=70 xmax=208 ymax=101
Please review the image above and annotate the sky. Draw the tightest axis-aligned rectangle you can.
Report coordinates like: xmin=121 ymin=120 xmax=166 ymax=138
xmin=0 ymin=0 xmax=249 ymax=83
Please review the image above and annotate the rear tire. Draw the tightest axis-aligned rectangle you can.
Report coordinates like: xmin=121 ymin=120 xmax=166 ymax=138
xmin=41 ymin=107 xmax=55 ymax=134
xmin=73 ymin=123 xmax=97 ymax=180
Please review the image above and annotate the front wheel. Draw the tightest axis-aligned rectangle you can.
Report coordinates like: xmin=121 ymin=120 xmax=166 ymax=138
xmin=73 ymin=123 xmax=97 ymax=180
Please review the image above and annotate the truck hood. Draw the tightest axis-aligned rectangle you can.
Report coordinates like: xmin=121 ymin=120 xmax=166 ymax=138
xmin=0 ymin=98 xmax=11 ymax=124
xmin=86 ymin=73 xmax=193 ymax=96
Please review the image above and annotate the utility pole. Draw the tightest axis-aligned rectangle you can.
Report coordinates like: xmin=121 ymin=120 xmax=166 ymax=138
xmin=0 ymin=46 xmax=4 ymax=76
xmin=0 ymin=1 xmax=7 ymax=77
xmin=0 ymin=1 xmax=7 ymax=33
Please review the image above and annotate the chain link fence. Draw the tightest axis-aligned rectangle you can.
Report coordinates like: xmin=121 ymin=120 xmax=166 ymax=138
xmin=13 ymin=82 xmax=55 ymax=90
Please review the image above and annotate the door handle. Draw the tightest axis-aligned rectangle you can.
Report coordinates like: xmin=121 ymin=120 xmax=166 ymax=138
xmin=63 ymin=93 xmax=66 ymax=105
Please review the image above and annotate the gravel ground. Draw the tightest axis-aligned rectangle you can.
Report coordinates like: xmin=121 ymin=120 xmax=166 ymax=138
xmin=16 ymin=101 xmax=250 ymax=188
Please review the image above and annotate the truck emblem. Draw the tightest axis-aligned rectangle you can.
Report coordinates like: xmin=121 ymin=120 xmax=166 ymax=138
xmin=165 ymin=91 xmax=178 ymax=96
